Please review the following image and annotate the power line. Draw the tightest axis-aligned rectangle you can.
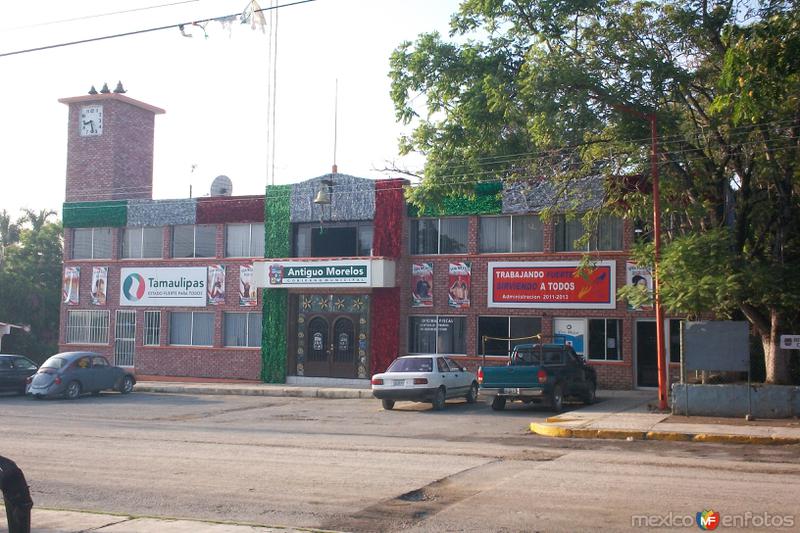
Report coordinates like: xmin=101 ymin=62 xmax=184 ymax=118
xmin=0 ymin=0 xmax=201 ymax=32
xmin=0 ymin=0 xmax=317 ymax=58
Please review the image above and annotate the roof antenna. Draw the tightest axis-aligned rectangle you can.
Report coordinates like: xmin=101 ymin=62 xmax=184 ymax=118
xmin=332 ymin=78 xmax=338 ymax=176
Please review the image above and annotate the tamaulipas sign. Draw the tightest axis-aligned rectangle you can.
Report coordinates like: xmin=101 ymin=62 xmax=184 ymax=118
xmin=119 ymin=267 xmax=207 ymax=307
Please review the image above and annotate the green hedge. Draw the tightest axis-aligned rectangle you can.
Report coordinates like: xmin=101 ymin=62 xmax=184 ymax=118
xmin=265 ymin=185 xmax=291 ymax=258
xmin=407 ymin=182 xmax=502 ymax=217
xmin=63 ymin=201 xmax=128 ymax=228
xmin=261 ymin=288 xmax=287 ymax=383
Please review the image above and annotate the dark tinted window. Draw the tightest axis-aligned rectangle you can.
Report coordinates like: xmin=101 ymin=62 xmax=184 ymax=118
xmin=13 ymin=357 xmax=37 ymax=370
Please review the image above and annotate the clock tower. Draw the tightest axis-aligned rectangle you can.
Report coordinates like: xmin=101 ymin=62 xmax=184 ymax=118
xmin=59 ymin=88 xmax=165 ymax=202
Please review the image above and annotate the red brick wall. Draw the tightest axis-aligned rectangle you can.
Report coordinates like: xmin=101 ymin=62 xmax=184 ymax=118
xmin=396 ymin=214 xmax=684 ymax=390
xmin=65 ymin=98 xmax=156 ymax=202
xmin=59 ymin=219 xmax=262 ymax=380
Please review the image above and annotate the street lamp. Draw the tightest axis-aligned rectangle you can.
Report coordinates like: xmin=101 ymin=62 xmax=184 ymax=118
xmin=613 ymin=104 xmax=669 ymax=410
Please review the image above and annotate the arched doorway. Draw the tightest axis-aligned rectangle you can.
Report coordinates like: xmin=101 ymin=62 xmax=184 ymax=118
xmin=304 ymin=315 xmax=358 ymax=378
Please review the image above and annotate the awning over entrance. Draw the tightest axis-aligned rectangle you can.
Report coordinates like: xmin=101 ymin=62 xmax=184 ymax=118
xmin=253 ymin=258 xmax=396 ymax=289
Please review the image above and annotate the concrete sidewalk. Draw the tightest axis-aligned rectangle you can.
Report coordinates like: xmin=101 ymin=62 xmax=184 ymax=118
xmin=530 ymin=391 xmax=800 ymax=445
xmin=134 ymin=381 xmax=372 ymax=399
xmin=0 ymin=507 xmax=334 ymax=532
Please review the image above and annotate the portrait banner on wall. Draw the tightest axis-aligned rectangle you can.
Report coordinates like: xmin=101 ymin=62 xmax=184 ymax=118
xmin=625 ymin=262 xmax=653 ymax=311
xmin=448 ymin=262 xmax=471 ymax=308
xmin=239 ymin=264 xmax=258 ymax=307
xmin=63 ymin=266 xmax=80 ymax=306
xmin=207 ymin=265 xmax=226 ymax=305
xmin=411 ymin=263 xmax=433 ymax=307
xmin=91 ymin=266 xmax=108 ymax=306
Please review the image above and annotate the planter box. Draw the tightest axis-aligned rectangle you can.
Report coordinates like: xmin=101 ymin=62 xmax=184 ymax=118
xmin=671 ymin=383 xmax=800 ymax=418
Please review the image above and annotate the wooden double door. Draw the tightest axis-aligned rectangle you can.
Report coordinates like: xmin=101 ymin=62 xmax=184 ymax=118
xmin=305 ymin=314 xmax=359 ymax=378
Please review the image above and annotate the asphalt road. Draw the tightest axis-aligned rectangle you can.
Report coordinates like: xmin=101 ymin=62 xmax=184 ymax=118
xmin=2 ymin=391 xmax=800 ymax=532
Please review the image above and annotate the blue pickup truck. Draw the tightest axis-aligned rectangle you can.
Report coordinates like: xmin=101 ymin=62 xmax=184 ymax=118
xmin=477 ymin=343 xmax=597 ymax=412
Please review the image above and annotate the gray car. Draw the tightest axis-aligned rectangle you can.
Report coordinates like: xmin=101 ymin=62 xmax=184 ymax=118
xmin=26 ymin=351 xmax=135 ymax=400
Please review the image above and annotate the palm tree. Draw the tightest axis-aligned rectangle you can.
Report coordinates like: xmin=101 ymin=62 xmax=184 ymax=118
xmin=0 ymin=209 xmax=21 ymax=264
xmin=21 ymin=208 xmax=56 ymax=233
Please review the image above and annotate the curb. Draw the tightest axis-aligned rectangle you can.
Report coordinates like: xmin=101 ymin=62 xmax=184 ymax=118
xmin=530 ymin=423 xmax=800 ymax=445
xmin=134 ymin=384 xmax=372 ymax=399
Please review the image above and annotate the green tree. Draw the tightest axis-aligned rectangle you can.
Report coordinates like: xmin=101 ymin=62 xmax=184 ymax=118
xmin=390 ymin=0 xmax=800 ymax=383
xmin=0 ymin=209 xmax=21 ymax=264
xmin=0 ymin=212 xmax=63 ymax=361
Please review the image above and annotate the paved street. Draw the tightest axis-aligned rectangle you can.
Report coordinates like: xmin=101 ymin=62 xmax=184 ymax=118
xmin=2 ymin=391 xmax=800 ymax=531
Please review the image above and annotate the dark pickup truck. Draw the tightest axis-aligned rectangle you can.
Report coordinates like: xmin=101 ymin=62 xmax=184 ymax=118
xmin=477 ymin=343 xmax=597 ymax=412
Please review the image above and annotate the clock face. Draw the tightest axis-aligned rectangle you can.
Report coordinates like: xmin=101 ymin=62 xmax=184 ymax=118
xmin=79 ymin=105 xmax=103 ymax=136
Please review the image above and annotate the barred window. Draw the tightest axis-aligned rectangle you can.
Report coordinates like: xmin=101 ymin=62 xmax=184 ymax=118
xmin=225 ymin=224 xmax=265 ymax=257
xmin=66 ymin=310 xmax=110 ymax=344
xmin=122 ymin=227 xmax=163 ymax=258
xmin=72 ymin=228 xmax=113 ymax=259
xmin=172 ymin=225 xmax=216 ymax=258
xmin=169 ymin=311 xmax=214 ymax=346
xmin=223 ymin=312 xmax=262 ymax=347
xmin=143 ymin=311 xmax=161 ymax=346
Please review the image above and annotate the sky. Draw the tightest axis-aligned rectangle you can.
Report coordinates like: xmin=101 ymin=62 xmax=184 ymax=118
xmin=0 ymin=0 xmax=461 ymax=218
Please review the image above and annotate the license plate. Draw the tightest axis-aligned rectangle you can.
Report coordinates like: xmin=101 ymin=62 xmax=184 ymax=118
xmin=392 ymin=379 xmax=406 ymax=386
xmin=503 ymin=388 xmax=520 ymax=395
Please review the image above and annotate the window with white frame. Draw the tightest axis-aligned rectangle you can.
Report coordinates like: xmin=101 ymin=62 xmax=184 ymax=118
xmin=587 ymin=318 xmax=621 ymax=360
xmin=409 ymin=316 xmax=466 ymax=354
xmin=225 ymin=223 xmax=265 ymax=257
xmin=479 ymin=215 xmax=543 ymax=253
xmin=143 ymin=311 xmax=161 ymax=346
xmin=66 ymin=310 xmax=110 ymax=344
xmin=122 ymin=227 xmax=163 ymax=258
xmin=169 ymin=312 xmax=214 ymax=346
xmin=223 ymin=312 xmax=262 ymax=347
xmin=555 ymin=214 xmax=623 ymax=251
xmin=172 ymin=225 xmax=216 ymax=258
xmin=410 ymin=218 xmax=468 ymax=255
xmin=478 ymin=316 xmax=542 ymax=356
xmin=72 ymin=228 xmax=113 ymax=259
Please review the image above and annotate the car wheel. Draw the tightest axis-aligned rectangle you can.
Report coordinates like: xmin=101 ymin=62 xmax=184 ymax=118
xmin=65 ymin=381 xmax=82 ymax=400
xmin=550 ymin=383 xmax=564 ymax=413
xmin=431 ymin=387 xmax=446 ymax=410
xmin=381 ymin=399 xmax=395 ymax=410
xmin=466 ymin=382 xmax=478 ymax=404
xmin=120 ymin=376 xmax=134 ymax=394
xmin=491 ymin=396 xmax=506 ymax=411
xmin=583 ymin=381 xmax=597 ymax=405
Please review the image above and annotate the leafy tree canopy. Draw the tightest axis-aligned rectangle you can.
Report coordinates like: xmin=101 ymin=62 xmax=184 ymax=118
xmin=390 ymin=0 xmax=800 ymax=383
xmin=0 ymin=210 xmax=62 ymax=361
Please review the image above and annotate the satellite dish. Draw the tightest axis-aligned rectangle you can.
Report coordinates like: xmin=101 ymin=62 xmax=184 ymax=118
xmin=210 ymin=175 xmax=233 ymax=196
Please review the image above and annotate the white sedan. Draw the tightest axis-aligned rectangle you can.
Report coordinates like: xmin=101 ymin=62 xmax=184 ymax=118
xmin=371 ymin=354 xmax=479 ymax=410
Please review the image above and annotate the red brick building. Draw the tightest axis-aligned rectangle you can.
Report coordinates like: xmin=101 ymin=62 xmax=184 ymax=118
xmin=58 ymin=90 xmax=681 ymax=389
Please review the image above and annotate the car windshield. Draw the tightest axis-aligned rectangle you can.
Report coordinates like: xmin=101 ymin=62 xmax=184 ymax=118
xmin=387 ymin=357 xmax=433 ymax=373
xmin=40 ymin=356 xmax=67 ymax=369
